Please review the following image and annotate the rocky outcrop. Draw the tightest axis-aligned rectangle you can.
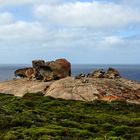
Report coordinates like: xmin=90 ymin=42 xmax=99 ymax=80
xmin=91 ymin=69 xmax=105 ymax=78
xmin=75 ymin=68 xmax=121 ymax=79
xmin=45 ymin=77 xmax=140 ymax=103
xmin=0 ymin=78 xmax=52 ymax=97
xmin=104 ymin=68 xmax=121 ymax=79
xmin=0 ymin=76 xmax=140 ymax=104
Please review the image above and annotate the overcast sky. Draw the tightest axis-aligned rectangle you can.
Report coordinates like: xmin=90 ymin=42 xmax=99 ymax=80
xmin=0 ymin=0 xmax=140 ymax=64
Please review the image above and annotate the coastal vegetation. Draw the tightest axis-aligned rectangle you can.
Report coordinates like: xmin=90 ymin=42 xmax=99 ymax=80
xmin=0 ymin=92 xmax=140 ymax=140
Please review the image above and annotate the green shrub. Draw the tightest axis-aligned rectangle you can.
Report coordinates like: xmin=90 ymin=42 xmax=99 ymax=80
xmin=0 ymin=93 xmax=139 ymax=139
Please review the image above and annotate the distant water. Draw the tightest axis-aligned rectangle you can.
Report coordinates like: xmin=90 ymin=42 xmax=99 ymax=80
xmin=0 ymin=64 xmax=140 ymax=82
xmin=0 ymin=64 xmax=30 ymax=82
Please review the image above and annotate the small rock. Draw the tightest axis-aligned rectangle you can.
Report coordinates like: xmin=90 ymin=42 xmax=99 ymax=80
xmin=104 ymin=68 xmax=121 ymax=79
xmin=91 ymin=69 xmax=105 ymax=78
xmin=75 ymin=73 xmax=86 ymax=79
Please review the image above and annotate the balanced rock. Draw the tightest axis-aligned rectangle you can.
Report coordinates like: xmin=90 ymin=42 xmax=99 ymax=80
xmin=104 ymin=68 xmax=121 ymax=79
xmin=32 ymin=58 xmax=71 ymax=81
xmin=44 ymin=58 xmax=71 ymax=81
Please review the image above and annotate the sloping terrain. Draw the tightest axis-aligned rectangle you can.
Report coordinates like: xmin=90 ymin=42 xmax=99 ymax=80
xmin=0 ymin=78 xmax=52 ymax=96
xmin=0 ymin=77 xmax=140 ymax=104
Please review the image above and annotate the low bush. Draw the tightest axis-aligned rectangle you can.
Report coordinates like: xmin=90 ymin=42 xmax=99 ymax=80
xmin=0 ymin=92 xmax=139 ymax=139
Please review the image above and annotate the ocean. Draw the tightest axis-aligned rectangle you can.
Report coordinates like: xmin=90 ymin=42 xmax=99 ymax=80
xmin=0 ymin=64 xmax=140 ymax=82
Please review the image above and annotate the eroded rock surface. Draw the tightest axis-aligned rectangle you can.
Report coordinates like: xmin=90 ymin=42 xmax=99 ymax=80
xmin=0 ymin=78 xmax=52 ymax=97
xmin=0 ymin=76 xmax=140 ymax=104
xmin=45 ymin=77 xmax=140 ymax=104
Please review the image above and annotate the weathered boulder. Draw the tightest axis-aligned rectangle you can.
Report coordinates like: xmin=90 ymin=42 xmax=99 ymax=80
xmin=104 ymin=68 xmax=121 ymax=79
xmin=55 ymin=58 xmax=71 ymax=76
xmin=91 ymin=69 xmax=105 ymax=78
xmin=14 ymin=67 xmax=34 ymax=79
xmin=32 ymin=60 xmax=46 ymax=80
xmin=32 ymin=58 xmax=71 ymax=81
xmin=43 ymin=59 xmax=71 ymax=81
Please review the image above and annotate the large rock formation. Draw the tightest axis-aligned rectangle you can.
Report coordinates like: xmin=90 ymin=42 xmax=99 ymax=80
xmin=32 ymin=58 xmax=71 ymax=81
xmin=14 ymin=58 xmax=71 ymax=82
xmin=0 ymin=76 xmax=140 ymax=104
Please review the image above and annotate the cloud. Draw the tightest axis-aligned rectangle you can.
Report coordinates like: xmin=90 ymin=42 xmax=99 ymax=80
xmin=120 ymin=0 xmax=140 ymax=6
xmin=0 ymin=0 xmax=73 ymax=6
xmin=0 ymin=0 xmax=41 ymax=6
xmin=0 ymin=12 xmax=13 ymax=25
xmin=0 ymin=19 xmax=139 ymax=64
xmin=104 ymin=36 xmax=124 ymax=45
xmin=0 ymin=0 xmax=140 ymax=64
xmin=34 ymin=1 xmax=140 ymax=28
xmin=0 ymin=21 xmax=45 ymax=41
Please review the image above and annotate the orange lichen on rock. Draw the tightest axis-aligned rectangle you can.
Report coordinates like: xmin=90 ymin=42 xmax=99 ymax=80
xmin=100 ymin=95 xmax=124 ymax=102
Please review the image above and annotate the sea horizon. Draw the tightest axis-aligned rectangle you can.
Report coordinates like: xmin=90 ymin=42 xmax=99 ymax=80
xmin=0 ymin=64 xmax=140 ymax=82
